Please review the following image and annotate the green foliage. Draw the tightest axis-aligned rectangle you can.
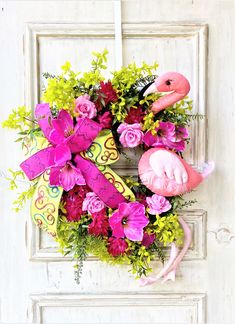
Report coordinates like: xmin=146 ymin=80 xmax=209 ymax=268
xmin=42 ymin=62 xmax=79 ymax=114
xmin=111 ymin=61 xmax=158 ymax=94
xmin=79 ymin=49 xmax=108 ymax=88
xmin=5 ymin=169 xmax=25 ymax=190
xmin=159 ymin=97 xmax=198 ymax=126
xmin=110 ymin=61 xmax=158 ymax=122
xmin=42 ymin=49 xmax=109 ymax=115
xmin=3 ymin=169 xmax=37 ymax=212
xmin=127 ymin=240 xmax=158 ymax=278
xmin=170 ymin=195 xmax=197 ymax=210
xmin=56 ymin=215 xmax=128 ymax=283
xmin=2 ymin=106 xmax=32 ymax=131
xmin=13 ymin=182 xmax=37 ymax=213
xmin=152 ymin=214 xmax=184 ymax=246
xmin=142 ymin=111 xmax=160 ymax=134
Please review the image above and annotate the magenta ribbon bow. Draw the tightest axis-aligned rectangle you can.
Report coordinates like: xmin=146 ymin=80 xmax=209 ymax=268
xmin=20 ymin=104 xmax=126 ymax=209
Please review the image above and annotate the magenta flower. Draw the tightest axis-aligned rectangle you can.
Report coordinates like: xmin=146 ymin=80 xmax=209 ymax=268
xmin=88 ymin=210 xmax=110 ymax=237
xmin=146 ymin=194 xmax=171 ymax=215
xmin=109 ymin=202 xmax=149 ymax=241
xmin=117 ymin=123 xmax=143 ymax=148
xmin=108 ymin=237 xmax=128 ymax=257
xmin=63 ymin=185 xmax=90 ymax=222
xmin=170 ymin=126 xmax=189 ymax=151
xmin=97 ymin=111 xmax=113 ymax=129
xmin=175 ymin=126 xmax=189 ymax=141
xmin=75 ymin=94 xmax=97 ymax=119
xmin=48 ymin=109 xmax=94 ymax=154
xmin=50 ymin=162 xmax=85 ymax=192
xmin=141 ymin=232 xmax=156 ymax=248
xmin=82 ymin=192 xmax=106 ymax=214
xmin=143 ymin=121 xmax=188 ymax=152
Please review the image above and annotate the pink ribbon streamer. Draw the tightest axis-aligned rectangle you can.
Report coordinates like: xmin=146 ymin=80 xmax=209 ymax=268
xmin=139 ymin=216 xmax=192 ymax=286
xmin=75 ymin=155 xmax=126 ymax=209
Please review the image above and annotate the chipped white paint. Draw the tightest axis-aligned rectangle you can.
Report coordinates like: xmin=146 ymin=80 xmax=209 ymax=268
xmin=1 ymin=1 xmax=235 ymax=324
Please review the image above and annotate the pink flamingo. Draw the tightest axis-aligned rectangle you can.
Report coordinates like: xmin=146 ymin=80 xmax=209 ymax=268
xmin=143 ymin=71 xmax=191 ymax=114
xmin=137 ymin=72 xmax=214 ymax=285
xmin=139 ymin=71 xmax=214 ymax=196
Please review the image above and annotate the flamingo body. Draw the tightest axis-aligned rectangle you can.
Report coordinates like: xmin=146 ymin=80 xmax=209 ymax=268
xmin=138 ymin=148 xmax=212 ymax=196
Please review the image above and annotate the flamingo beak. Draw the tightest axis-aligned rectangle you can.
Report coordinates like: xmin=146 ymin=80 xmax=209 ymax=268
xmin=143 ymin=82 xmax=158 ymax=96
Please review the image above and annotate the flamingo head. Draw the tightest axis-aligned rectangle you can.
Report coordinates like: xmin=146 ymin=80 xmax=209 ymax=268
xmin=143 ymin=72 xmax=190 ymax=97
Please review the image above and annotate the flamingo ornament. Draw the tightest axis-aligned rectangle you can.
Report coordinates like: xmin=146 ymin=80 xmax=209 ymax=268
xmin=139 ymin=71 xmax=214 ymax=196
xmin=137 ymin=72 xmax=214 ymax=285
xmin=143 ymin=71 xmax=191 ymax=114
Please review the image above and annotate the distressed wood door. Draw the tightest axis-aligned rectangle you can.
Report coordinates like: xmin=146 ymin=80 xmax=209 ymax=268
xmin=0 ymin=1 xmax=235 ymax=323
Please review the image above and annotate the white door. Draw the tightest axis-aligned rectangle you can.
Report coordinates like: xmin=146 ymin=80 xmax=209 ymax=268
xmin=0 ymin=1 xmax=234 ymax=323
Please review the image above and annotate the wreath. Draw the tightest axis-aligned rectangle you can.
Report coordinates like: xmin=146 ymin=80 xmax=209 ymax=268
xmin=3 ymin=50 xmax=214 ymax=285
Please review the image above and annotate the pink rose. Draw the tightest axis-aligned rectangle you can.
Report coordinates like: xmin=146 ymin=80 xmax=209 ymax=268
xmin=75 ymin=94 xmax=97 ymax=119
xmin=82 ymin=192 xmax=105 ymax=214
xmin=117 ymin=123 xmax=143 ymax=148
xmin=146 ymin=194 xmax=171 ymax=215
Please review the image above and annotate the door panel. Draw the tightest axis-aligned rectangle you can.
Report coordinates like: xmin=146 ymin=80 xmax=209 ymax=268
xmin=1 ymin=1 xmax=235 ymax=323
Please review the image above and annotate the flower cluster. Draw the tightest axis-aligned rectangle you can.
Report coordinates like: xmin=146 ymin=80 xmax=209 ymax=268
xmin=4 ymin=50 xmax=197 ymax=283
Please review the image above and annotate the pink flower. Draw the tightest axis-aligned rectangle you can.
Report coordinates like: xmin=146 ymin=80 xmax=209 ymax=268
xmin=50 ymin=162 xmax=85 ymax=191
xmin=125 ymin=106 xmax=145 ymax=124
xmin=146 ymin=194 xmax=171 ymax=215
xmin=75 ymin=94 xmax=97 ymax=119
xmin=63 ymin=185 xmax=90 ymax=222
xmin=143 ymin=121 xmax=175 ymax=147
xmin=88 ymin=210 xmax=110 ymax=236
xmin=143 ymin=122 xmax=188 ymax=152
xmin=117 ymin=123 xmax=143 ymax=148
xmin=109 ymin=202 xmax=149 ymax=241
xmin=175 ymin=126 xmax=189 ymax=141
xmin=97 ymin=111 xmax=113 ymax=129
xmin=141 ymin=232 xmax=156 ymax=248
xmin=82 ymin=192 xmax=105 ymax=214
xmin=108 ymin=237 xmax=128 ymax=257
xmin=99 ymin=81 xmax=118 ymax=105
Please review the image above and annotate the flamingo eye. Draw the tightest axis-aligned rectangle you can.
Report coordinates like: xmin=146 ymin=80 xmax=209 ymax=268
xmin=165 ymin=79 xmax=172 ymax=86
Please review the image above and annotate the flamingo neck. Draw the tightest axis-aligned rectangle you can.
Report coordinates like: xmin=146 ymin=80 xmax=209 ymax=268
xmin=152 ymin=91 xmax=185 ymax=114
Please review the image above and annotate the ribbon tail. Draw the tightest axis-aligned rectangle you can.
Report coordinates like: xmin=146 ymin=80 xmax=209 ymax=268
xmin=30 ymin=171 xmax=63 ymax=237
xmin=20 ymin=147 xmax=55 ymax=180
xmin=75 ymin=154 xmax=126 ymax=209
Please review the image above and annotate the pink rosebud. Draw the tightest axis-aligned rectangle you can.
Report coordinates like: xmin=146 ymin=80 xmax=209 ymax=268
xmin=108 ymin=237 xmax=128 ymax=257
xmin=146 ymin=194 xmax=171 ymax=215
xmin=82 ymin=192 xmax=105 ymax=214
xmin=117 ymin=123 xmax=143 ymax=148
xmin=75 ymin=94 xmax=97 ymax=119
